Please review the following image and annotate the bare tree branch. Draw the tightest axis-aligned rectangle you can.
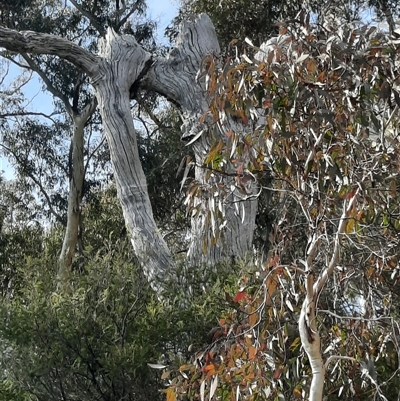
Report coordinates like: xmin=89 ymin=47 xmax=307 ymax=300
xmin=376 ymin=0 xmax=398 ymax=36
xmin=21 ymin=53 xmax=73 ymax=116
xmin=72 ymin=72 xmax=85 ymax=114
xmin=0 ymin=111 xmax=59 ymax=123
xmin=116 ymin=2 xmax=140 ymax=31
xmin=325 ymin=355 xmax=357 ymax=370
xmin=0 ymin=143 xmax=64 ymax=224
xmin=0 ymin=26 xmax=100 ymax=77
xmin=137 ymin=99 xmax=165 ymax=129
xmin=69 ymin=0 xmax=106 ymax=37
xmin=314 ymin=189 xmax=359 ymax=297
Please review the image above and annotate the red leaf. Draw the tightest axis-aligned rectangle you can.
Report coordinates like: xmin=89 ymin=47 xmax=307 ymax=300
xmin=234 ymin=291 xmax=247 ymax=303
xmin=347 ymin=188 xmax=357 ymax=199
xmin=273 ymin=368 xmax=282 ymax=379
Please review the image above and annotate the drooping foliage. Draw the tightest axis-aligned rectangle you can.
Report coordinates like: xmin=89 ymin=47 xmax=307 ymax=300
xmin=171 ymin=0 xmax=398 ymax=53
xmin=164 ymin=11 xmax=400 ymax=401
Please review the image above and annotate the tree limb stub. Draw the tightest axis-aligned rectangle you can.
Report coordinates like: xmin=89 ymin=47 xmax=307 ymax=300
xmin=142 ymin=14 xmax=219 ymax=134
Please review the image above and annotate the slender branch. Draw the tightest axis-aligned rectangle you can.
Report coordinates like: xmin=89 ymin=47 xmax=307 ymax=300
xmin=377 ymin=0 xmax=397 ymax=36
xmin=0 ymin=143 xmax=64 ymax=224
xmin=69 ymin=0 xmax=106 ymax=37
xmin=137 ymin=99 xmax=165 ymax=128
xmin=116 ymin=2 xmax=140 ymax=31
xmin=80 ymin=96 xmax=99 ymax=177
xmin=84 ymin=137 xmax=105 ymax=178
xmin=0 ymin=26 xmax=100 ymax=77
xmin=303 ymin=132 xmax=323 ymax=177
xmin=72 ymin=72 xmax=85 ymax=113
xmin=0 ymin=52 xmax=28 ymax=69
xmin=54 ymin=367 xmax=68 ymax=401
xmin=0 ymin=55 xmax=33 ymax=90
xmin=383 ymin=104 xmax=399 ymax=133
xmin=21 ymin=53 xmax=73 ymax=116
xmin=81 ymin=95 xmax=98 ymax=121
xmin=319 ymin=309 xmax=394 ymax=322
xmin=0 ymin=58 xmax=9 ymax=85
xmin=0 ymin=111 xmax=59 ymax=123
xmin=305 ymin=232 xmax=320 ymax=302
xmin=325 ymin=355 xmax=357 ymax=370
xmin=314 ymin=189 xmax=359 ymax=296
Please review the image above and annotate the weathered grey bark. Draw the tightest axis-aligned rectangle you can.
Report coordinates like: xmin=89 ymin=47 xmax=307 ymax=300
xmin=92 ymin=29 xmax=173 ymax=287
xmin=0 ymin=25 xmax=173 ymax=287
xmin=0 ymin=27 xmax=99 ymax=74
xmin=0 ymin=15 xmax=258 ymax=284
xmin=142 ymin=14 xmax=258 ymax=265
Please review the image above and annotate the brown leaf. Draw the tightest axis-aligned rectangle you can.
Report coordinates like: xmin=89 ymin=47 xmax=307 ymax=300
xmin=380 ymin=81 xmax=391 ymax=101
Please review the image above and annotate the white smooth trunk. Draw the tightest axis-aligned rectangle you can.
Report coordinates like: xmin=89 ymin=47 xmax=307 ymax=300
xmin=58 ymin=116 xmax=85 ymax=281
xmin=299 ymin=298 xmax=325 ymax=401
xmin=58 ymin=100 xmax=97 ymax=282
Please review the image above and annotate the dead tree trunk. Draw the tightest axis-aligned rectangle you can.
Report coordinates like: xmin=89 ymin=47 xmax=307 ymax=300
xmin=142 ymin=15 xmax=258 ymax=266
xmin=0 ymin=14 xmax=258 ymax=285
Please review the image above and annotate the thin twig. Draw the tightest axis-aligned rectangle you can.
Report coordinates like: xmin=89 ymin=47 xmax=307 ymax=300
xmin=116 ymin=2 xmax=140 ymax=31
xmin=0 ymin=111 xmax=59 ymax=123
xmin=21 ymin=53 xmax=73 ymax=116
xmin=325 ymin=355 xmax=357 ymax=370
xmin=69 ymin=0 xmax=105 ymax=36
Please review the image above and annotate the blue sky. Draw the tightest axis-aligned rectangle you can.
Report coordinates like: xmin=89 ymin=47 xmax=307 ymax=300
xmin=147 ymin=0 xmax=179 ymax=41
xmin=0 ymin=0 xmax=179 ymax=179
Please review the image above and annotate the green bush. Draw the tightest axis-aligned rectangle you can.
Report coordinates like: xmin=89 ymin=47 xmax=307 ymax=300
xmin=0 ymin=234 xmax=247 ymax=401
xmin=0 ymin=243 xmax=164 ymax=401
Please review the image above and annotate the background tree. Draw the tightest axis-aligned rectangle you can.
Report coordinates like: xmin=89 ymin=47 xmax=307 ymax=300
xmin=169 ymin=0 xmax=301 ymax=50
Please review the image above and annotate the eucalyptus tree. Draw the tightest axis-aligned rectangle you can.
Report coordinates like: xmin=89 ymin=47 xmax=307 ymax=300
xmin=0 ymin=0 xmax=156 ymax=279
xmin=164 ymin=13 xmax=400 ymax=401
xmin=168 ymin=0 xmax=395 ymax=257
xmin=2 ymin=4 xmax=400 ymax=401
